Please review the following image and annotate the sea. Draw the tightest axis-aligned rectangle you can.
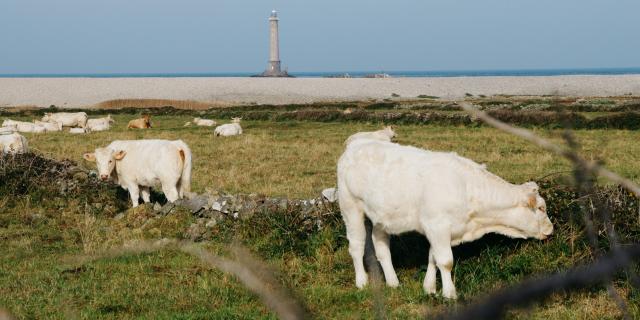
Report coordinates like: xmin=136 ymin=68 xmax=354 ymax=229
xmin=0 ymin=67 xmax=639 ymax=78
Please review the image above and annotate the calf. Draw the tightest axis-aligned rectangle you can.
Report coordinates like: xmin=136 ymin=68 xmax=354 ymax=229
xmin=70 ymin=127 xmax=90 ymax=134
xmin=0 ymin=133 xmax=28 ymax=154
xmin=337 ymin=140 xmax=553 ymax=299
xmin=127 ymin=115 xmax=152 ymax=129
xmin=214 ymin=118 xmax=242 ymax=137
xmin=41 ymin=112 xmax=88 ymax=128
xmin=345 ymin=126 xmax=396 ymax=145
xmin=83 ymin=139 xmax=192 ymax=207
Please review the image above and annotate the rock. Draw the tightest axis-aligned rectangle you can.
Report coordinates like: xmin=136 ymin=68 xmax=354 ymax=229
xmin=205 ymin=219 xmax=217 ymax=228
xmin=159 ymin=203 xmax=176 ymax=215
xmin=185 ymin=219 xmax=207 ymax=241
xmin=93 ymin=202 xmax=103 ymax=210
xmin=181 ymin=194 xmax=209 ymax=213
xmin=114 ymin=212 xmax=125 ymax=220
xmin=73 ymin=172 xmax=88 ymax=182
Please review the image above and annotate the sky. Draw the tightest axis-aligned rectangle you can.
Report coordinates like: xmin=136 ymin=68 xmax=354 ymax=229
xmin=0 ymin=0 xmax=638 ymax=74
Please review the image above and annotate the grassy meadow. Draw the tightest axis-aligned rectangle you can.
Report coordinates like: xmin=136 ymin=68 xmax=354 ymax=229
xmin=2 ymin=112 xmax=640 ymax=319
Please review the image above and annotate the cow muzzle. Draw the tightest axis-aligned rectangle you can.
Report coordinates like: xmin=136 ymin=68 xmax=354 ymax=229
xmin=100 ymin=174 xmax=109 ymax=181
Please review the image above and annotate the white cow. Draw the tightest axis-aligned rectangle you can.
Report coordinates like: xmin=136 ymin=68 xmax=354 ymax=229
xmin=337 ymin=140 xmax=553 ymax=299
xmin=41 ymin=112 xmax=88 ymax=128
xmin=83 ymin=139 xmax=192 ymax=207
xmin=3 ymin=120 xmax=46 ymax=133
xmin=214 ymin=117 xmax=242 ymax=137
xmin=34 ymin=120 xmax=63 ymax=132
xmin=86 ymin=115 xmax=114 ymax=132
xmin=0 ymin=125 xmax=16 ymax=134
xmin=70 ymin=127 xmax=90 ymax=134
xmin=345 ymin=126 xmax=396 ymax=145
xmin=0 ymin=133 xmax=28 ymax=154
xmin=193 ymin=117 xmax=216 ymax=127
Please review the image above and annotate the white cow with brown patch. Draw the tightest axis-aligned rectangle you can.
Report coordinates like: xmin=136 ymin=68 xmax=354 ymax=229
xmin=0 ymin=133 xmax=28 ymax=154
xmin=41 ymin=112 xmax=88 ymax=128
xmin=83 ymin=139 xmax=192 ymax=207
xmin=337 ymin=140 xmax=553 ymax=299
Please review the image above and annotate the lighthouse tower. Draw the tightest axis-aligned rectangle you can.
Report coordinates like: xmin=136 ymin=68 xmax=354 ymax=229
xmin=259 ymin=10 xmax=291 ymax=77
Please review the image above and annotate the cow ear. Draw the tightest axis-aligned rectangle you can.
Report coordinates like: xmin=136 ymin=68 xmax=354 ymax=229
xmin=114 ymin=150 xmax=127 ymax=160
xmin=524 ymin=181 xmax=539 ymax=193
xmin=83 ymin=153 xmax=96 ymax=162
xmin=522 ymin=193 xmax=537 ymax=209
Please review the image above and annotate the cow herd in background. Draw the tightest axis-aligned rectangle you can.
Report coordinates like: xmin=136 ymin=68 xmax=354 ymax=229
xmin=1 ymin=113 xmax=555 ymax=298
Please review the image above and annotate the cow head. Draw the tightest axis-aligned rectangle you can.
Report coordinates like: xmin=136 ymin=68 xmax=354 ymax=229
xmin=41 ymin=113 xmax=52 ymax=122
xmin=143 ymin=115 xmax=152 ymax=128
xmin=83 ymin=148 xmax=127 ymax=181
xmin=107 ymin=115 xmax=115 ymax=124
xmin=383 ymin=125 xmax=397 ymax=139
xmin=232 ymin=117 xmax=242 ymax=123
xmin=513 ymin=182 xmax=554 ymax=240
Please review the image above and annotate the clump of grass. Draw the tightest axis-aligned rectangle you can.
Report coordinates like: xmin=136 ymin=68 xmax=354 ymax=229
xmin=417 ymin=94 xmax=439 ymax=99
xmin=391 ymin=93 xmax=400 ymax=98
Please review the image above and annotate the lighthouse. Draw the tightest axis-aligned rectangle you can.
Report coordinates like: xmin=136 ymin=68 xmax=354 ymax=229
xmin=258 ymin=10 xmax=291 ymax=77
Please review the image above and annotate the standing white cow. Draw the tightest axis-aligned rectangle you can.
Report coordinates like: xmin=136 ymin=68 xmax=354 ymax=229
xmin=0 ymin=133 xmax=28 ymax=154
xmin=214 ymin=118 xmax=242 ymax=137
xmin=83 ymin=139 xmax=192 ymax=207
xmin=34 ymin=120 xmax=63 ymax=132
xmin=337 ymin=140 xmax=553 ymax=299
xmin=42 ymin=112 xmax=88 ymax=128
xmin=345 ymin=126 xmax=396 ymax=145
xmin=86 ymin=115 xmax=115 ymax=132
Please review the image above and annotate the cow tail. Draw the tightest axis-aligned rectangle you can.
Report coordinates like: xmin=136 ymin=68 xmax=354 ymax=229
xmin=175 ymin=140 xmax=192 ymax=198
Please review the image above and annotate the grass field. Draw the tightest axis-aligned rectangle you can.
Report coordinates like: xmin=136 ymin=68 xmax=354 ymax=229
xmin=2 ymin=113 xmax=640 ymax=319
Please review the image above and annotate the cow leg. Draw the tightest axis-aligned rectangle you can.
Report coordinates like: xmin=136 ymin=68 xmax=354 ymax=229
xmin=423 ymin=249 xmax=437 ymax=295
xmin=424 ymin=228 xmax=457 ymax=299
xmin=140 ymin=187 xmax=151 ymax=203
xmin=371 ymin=225 xmax=399 ymax=287
xmin=340 ymin=197 xmax=368 ymax=288
xmin=128 ymin=184 xmax=140 ymax=208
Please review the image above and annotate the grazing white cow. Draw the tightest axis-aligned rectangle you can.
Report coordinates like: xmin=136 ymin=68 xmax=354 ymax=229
xmin=345 ymin=126 xmax=396 ymax=145
xmin=214 ymin=118 xmax=243 ymax=137
xmin=3 ymin=120 xmax=46 ymax=133
xmin=193 ymin=117 xmax=216 ymax=127
xmin=337 ymin=140 xmax=553 ymax=299
xmin=0 ymin=133 xmax=28 ymax=154
xmin=70 ymin=127 xmax=91 ymax=134
xmin=41 ymin=112 xmax=88 ymax=128
xmin=34 ymin=120 xmax=63 ymax=132
xmin=83 ymin=139 xmax=192 ymax=207
xmin=86 ymin=115 xmax=114 ymax=132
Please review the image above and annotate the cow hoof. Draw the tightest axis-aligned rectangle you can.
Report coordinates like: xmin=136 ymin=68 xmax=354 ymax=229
xmin=355 ymin=275 xmax=368 ymax=289
xmin=386 ymin=278 xmax=400 ymax=288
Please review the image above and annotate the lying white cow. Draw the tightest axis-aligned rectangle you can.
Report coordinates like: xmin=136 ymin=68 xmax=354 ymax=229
xmin=70 ymin=127 xmax=90 ymax=134
xmin=345 ymin=126 xmax=396 ymax=145
xmin=3 ymin=120 xmax=46 ymax=133
xmin=41 ymin=112 xmax=88 ymax=128
xmin=337 ymin=140 xmax=553 ymax=299
xmin=214 ymin=118 xmax=242 ymax=137
xmin=193 ymin=117 xmax=216 ymax=127
xmin=83 ymin=139 xmax=192 ymax=207
xmin=0 ymin=133 xmax=28 ymax=154
xmin=34 ymin=120 xmax=63 ymax=132
xmin=0 ymin=124 xmax=16 ymax=134
xmin=86 ymin=115 xmax=115 ymax=132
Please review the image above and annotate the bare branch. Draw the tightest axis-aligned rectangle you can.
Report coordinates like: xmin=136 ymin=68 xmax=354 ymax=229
xmin=460 ymin=103 xmax=640 ymax=197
